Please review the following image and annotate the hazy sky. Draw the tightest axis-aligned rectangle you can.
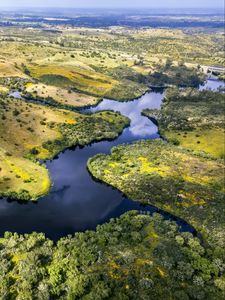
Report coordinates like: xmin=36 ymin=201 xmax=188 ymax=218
xmin=0 ymin=0 xmax=224 ymax=9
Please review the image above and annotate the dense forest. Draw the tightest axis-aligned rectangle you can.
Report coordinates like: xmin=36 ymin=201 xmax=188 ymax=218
xmin=1 ymin=211 xmax=224 ymax=299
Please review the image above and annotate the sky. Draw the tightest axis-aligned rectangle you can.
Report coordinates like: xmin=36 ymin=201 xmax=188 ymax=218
xmin=0 ymin=0 xmax=224 ymax=9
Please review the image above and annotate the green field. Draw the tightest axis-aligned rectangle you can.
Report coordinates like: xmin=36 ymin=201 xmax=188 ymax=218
xmin=143 ymin=89 xmax=225 ymax=159
xmin=0 ymin=96 xmax=129 ymax=200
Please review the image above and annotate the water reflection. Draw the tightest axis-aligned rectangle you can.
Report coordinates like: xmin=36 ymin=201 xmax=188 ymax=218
xmin=0 ymin=90 xmax=165 ymax=239
xmin=9 ymin=91 xmax=23 ymax=99
xmin=84 ymin=91 xmax=163 ymax=139
xmin=199 ymin=78 xmax=224 ymax=91
xmin=0 ymin=80 xmax=219 ymax=239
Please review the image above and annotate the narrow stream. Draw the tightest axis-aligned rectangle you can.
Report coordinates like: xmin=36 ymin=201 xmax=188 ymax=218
xmin=0 ymin=79 xmax=223 ymax=240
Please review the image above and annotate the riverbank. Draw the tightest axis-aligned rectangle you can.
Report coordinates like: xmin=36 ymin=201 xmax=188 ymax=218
xmin=1 ymin=80 xmax=225 ymax=299
xmin=88 ymin=139 xmax=225 ymax=245
xmin=0 ymin=95 xmax=129 ymax=200
xmin=143 ymin=88 xmax=225 ymax=159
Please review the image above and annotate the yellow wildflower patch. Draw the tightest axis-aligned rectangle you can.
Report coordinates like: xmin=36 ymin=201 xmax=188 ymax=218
xmin=138 ymin=156 xmax=170 ymax=176
xmin=36 ymin=147 xmax=50 ymax=160
xmin=109 ymin=162 xmax=119 ymax=168
xmin=25 ymin=82 xmax=34 ymax=88
xmin=4 ymin=159 xmax=31 ymax=181
xmin=65 ymin=119 xmax=77 ymax=125
xmin=135 ymin=258 xmax=153 ymax=267
xmin=12 ymin=253 xmax=27 ymax=264
xmin=157 ymin=267 xmax=166 ymax=277
xmin=122 ymin=173 xmax=130 ymax=178
xmin=178 ymin=190 xmax=206 ymax=207
xmin=41 ymin=178 xmax=51 ymax=195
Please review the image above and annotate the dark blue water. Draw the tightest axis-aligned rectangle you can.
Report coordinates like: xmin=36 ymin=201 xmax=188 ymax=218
xmin=1 ymin=80 xmax=220 ymax=240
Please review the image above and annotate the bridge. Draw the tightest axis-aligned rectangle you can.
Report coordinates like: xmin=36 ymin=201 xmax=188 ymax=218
xmin=207 ymin=66 xmax=225 ymax=73
xmin=202 ymin=65 xmax=225 ymax=74
xmin=201 ymin=65 xmax=225 ymax=80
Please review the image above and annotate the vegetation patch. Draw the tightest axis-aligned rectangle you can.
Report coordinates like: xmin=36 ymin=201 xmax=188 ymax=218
xmin=145 ymin=60 xmax=205 ymax=87
xmin=27 ymin=64 xmax=117 ymax=97
xmin=1 ymin=25 xmax=220 ymax=102
xmin=0 ymin=96 xmax=129 ymax=200
xmin=143 ymin=88 xmax=225 ymax=158
xmin=1 ymin=211 xmax=224 ymax=299
xmin=25 ymin=82 xmax=100 ymax=108
xmin=88 ymin=140 xmax=225 ymax=248
xmin=0 ymin=85 xmax=9 ymax=93
xmin=0 ymin=61 xmax=27 ymax=78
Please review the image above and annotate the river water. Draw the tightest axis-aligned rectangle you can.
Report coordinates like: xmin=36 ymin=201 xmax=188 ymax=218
xmin=0 ymin=79 xmax=223 ymax=240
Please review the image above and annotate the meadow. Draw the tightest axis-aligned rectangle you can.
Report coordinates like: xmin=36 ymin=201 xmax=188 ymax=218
xmin=25 ymin=83 xmax=100 ymax=108
xmin=0 ymin=96 xmax=129 ymax=200
xmin=143 ymin=89 xmax=225 ymax=158
xmin=0 ymin=24 xmax=224 ymax=105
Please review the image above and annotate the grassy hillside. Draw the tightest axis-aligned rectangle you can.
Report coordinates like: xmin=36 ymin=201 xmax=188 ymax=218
xmin=1 ymin=25 xmax=222 ymax=104
xmin=143 ymin=89 xmax=225 ymax=159
xmin=0 ymin=96 xmax=129 ymax=200
xmin=24 ymin=83 xmax=100 ymax=108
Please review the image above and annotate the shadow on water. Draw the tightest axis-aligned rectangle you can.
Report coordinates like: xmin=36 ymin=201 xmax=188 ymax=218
xmin=1 ymin=80 xmax=220 ymax=240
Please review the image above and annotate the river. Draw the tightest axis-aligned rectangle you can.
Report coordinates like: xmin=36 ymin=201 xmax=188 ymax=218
xmin=0 ymin=79 xmax=223 ymax=240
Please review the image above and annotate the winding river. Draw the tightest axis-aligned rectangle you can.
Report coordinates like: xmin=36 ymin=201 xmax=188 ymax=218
xmin=0 ymin=79 xmax=223 ymax=240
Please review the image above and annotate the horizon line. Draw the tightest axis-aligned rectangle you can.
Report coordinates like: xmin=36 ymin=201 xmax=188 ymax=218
xmin=0 ymin=6 xmax=223 ymax=9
